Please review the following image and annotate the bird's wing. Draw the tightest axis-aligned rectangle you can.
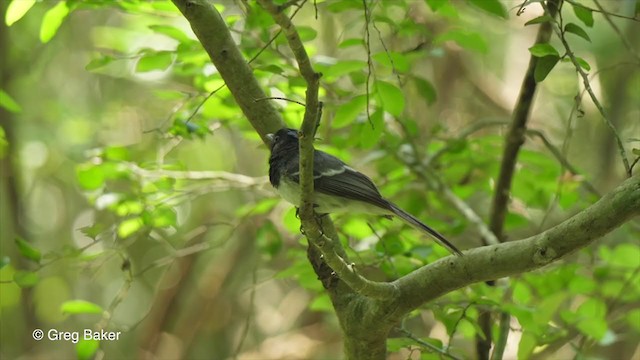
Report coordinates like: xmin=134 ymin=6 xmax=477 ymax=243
xmin=298 ymin=151 xmax=392 ymax=211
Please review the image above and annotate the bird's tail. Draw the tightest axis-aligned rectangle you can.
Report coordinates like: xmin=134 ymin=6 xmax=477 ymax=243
xmin=389 ymin=203 xmax=463 ymax=256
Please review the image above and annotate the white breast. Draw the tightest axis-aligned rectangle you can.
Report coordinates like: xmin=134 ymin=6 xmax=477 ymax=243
xmin=276 ymin=177 xmax=390 ymax=215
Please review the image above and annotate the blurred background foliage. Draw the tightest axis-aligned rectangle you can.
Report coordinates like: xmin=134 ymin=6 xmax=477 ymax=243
xmin=0 ymin=0 xmax=639 ymax=359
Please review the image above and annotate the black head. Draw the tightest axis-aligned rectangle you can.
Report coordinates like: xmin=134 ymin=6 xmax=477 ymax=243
xmin=268 ymin=128 xmax=299 ymax=153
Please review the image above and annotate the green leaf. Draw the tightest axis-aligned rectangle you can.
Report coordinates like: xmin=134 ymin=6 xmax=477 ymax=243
xmin=85 ymin=55 xmax=114 ymax=71
xmin=575 ymin=56 xmax=591 ymax=71
xmin=146 ymin=206 xmax=177 ymax=227
xmin=13 ymin=270 xmax=39 ymax=288
xmin=0 ymin=127 xmax=7 ymax=159
xmin=577 ymin=298 xmax=606 ymax=319
xmin=40 ymin=1 xmax=70 ymax=43
xmin=5 ymin=0 xmax=36 ymax=26
xmin=536 ymin=293 xmax=568 ymax=326
xmin=505 ymin=212 xmax=528 ymax=229
xmin=387 ymin=338 xmax=418 ymax=352
xmin=116 ymin=200 xmax=144 ymax=216
xmin=628 ymin=309 xmax=640 ymax=332
xmin=0 ymin=256 xmax=10 ymax=269
xmin=372 ymin=51 xmax=410 ymax=73
xmin=332 ymin=95 xmax=368 ymax=128
xmin=568 ymin=275 xmax=596 ymax=294
xmin=518 ymin=331 xmax=537 ymax=359
xmin=564 ymin=23 xmax=591 ymax=42
xmin=577 ymin=317 xmax=607 ymax=340
xmin=528 ymin=43 xmax=559 ymax=57
xmin=297 ymin=26 xmax=317 ymax=41
xmin=342 ymin=218 xmax=373 ymax=238
xmin=357 ymin=109 xmax=384 ymax=148
xmin=255 ymin=64 xmax=284 ymax=75
xmin=435 ymin=29 xmax=488 ymax=53
xmin=76 ymin=339 xmax=100 ymax=360
xmin=611 ymin=243 xmax=640 ymax=268
xmin=338 ymin=38 xmax=364 ymax=48
xmin=513 ymin=282 xmax=532 ymax=304
xmin=76 ymin=164 xmax=105 ymax=190
xmin=0 ymin=89 xmax=22 ymax=113
xmin=61 ymin=300 xmax=103 ymax=314
xmin=457 ymin=318 xmax=477 ymax=338
xmin=148 ymin=24 xmax=191 ymax=43
xmin=325 ymin=0 xmax=362 ymax=12
xmin=256 ymin=220 xmax=282 ymax=257
xmin=468 ymin=0 xmax=508 ymax=18
xmin=117 ymin=217 xmax=144 ymax=238
xmin=413 ymin=77 xmax=437 ymax=105
xmin=376 ymin=80 xmax=405 ymax=117
xmin=425 ymin=0 xmax=448 ymax=12
xmin=534 ymin=55 xmax=559 ymax=82
xmin=236 ymin=197 xmax=279 ymax=217
xmin=375 ymin=235 xmax=406 ymax=256
xmin=572 ymin=4 xmax=594 ymax=27
xmin=15 ymin=237 xmax=41 ymax=263
xmin=79 ymin=223 xmax=106 ymax=240
xmin=136 ymin=51 xmax=173 ymax=72
xmin=104 ymin=146 xmax=129 ymax=161
xmin=319 ymin=60 xmax=368 ymax=78
xmin=525 ymin=15 xmax=554 ymax=26
xmin=309 ymin=293 xmax=333 ymax=312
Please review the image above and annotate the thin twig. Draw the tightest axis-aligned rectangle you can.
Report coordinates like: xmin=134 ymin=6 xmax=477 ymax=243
xmin=429 ymin=173 xmax=500 ymax=246
xmin=126 ymin=163 xmax=268 ymax=184
xmin=490 ymin=311 xmax=512 ymax=360
xmin=233 ymin=264 xmax=258 ymax=358
xmin=545 ymin=4 xmax=631 ymax=176
xmin=526 ymin=129 xmax=600 ymax=197
xmin=397 ymin=327 xmax=462 ymax=360
xmin=372 ymin=15 xmax=402 ymax=86
xmin=564 ymin=0 xmax=639 ymax=22
xmin=97 ymin=255 xmax=133 ymax=330
xmin=362 ymin=0 xmax=373 ymax=127
xmin=254 ymin=96 xmax=306 ymax=106
xmin=592 ymin=0 xmax=640 ymax=62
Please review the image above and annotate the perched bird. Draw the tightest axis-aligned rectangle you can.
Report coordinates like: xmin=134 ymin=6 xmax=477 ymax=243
xmin=267 ymin=128 xmax=462 ymax=256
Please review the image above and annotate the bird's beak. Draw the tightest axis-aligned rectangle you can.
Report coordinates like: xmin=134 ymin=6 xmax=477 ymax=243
xmin=266 ymin=133 xmax=274 ymax=142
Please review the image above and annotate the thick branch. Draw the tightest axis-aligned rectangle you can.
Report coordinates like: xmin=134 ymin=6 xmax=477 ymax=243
xmin=488 ymin=0 xmax=559 ymax=241
xmin=171 ymin=0 xmax=284 ymax=144
xmin=388 ymin=174 xmax=640 ymax=317
xmin=481 ymin=3 xmax=560 ymax=357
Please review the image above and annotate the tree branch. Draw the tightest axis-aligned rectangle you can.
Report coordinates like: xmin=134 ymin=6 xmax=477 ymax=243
xmin=481 ymin=1 xmax=560 ymax=357
xmin=388 ymin=174 xmax=640 ymax=317
xmin=489 ymin=0 xmax=559 ymax=243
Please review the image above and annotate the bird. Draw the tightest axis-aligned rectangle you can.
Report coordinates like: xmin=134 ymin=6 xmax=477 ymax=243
xmin=267 ymin=128 xmax=462 ymax=256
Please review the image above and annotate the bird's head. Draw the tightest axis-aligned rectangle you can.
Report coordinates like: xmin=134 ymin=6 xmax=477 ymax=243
xmin=266 ymin=128 xmax=299 ymax=153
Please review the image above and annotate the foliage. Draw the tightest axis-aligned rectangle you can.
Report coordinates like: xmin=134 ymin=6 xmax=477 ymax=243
xmin=1 ymin=0 xmax=639 ymax=359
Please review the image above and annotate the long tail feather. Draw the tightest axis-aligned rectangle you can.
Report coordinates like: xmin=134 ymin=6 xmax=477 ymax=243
xmin=389 ymin=203 xmax=463 ymax=256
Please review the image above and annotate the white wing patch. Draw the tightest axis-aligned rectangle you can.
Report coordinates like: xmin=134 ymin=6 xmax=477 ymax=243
xmin=290 ymin=165 xmax=355 ymax=179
